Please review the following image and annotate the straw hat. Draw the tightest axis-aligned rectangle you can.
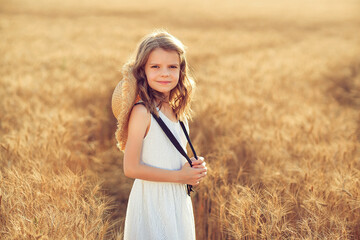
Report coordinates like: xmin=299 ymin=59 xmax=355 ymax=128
xmin=112 ymin=62 xmax=141 ymax=152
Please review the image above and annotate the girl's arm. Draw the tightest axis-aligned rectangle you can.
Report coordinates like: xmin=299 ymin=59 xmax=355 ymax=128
xmin=123 ymin=104 xmax=206 ymax=184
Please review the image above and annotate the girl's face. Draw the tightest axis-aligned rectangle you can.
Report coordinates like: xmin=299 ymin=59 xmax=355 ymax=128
xmin=144 ymin=48 xmax=180 ymax=101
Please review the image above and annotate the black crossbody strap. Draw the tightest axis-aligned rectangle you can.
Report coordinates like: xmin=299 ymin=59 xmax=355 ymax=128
xmin=152 ymin=115 xmax=193 ymax=166
xmin=179 ymin=121 xmax=198 ymax=160
xmin=151 ymin=114 xmax=194 ymax=196
xmin=134 ymin=102 xmax=196 ymax=196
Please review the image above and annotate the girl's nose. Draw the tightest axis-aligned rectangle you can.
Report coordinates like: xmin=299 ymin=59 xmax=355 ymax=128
xmin=161 ymin=69 xmax=170 ymax=77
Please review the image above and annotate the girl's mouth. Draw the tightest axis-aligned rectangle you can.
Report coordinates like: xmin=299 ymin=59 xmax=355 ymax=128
xmin=158 ymin=81 xmax=171 ymax=84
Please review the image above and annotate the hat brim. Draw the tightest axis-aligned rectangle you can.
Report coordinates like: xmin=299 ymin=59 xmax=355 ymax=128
xmin=111 ymin=65 xmax=138 ymax=151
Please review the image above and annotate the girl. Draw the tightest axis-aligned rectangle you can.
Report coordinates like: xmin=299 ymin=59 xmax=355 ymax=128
xmin=111 ymin=30 xmax=207 ymax=240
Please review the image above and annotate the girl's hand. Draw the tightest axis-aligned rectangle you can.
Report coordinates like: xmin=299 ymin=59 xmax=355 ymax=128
xmin=190 ymin=156 xmax=206 ymax=168
xmin=178 ymin=156 xmax=207 ymax=186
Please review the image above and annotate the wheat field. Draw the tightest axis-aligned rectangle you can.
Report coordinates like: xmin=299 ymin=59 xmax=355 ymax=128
xmin=1 ymin=0 xmax=360 ymax=239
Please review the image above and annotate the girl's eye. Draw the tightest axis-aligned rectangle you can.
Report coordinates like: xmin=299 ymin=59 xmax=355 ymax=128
xmin=170 ymin=66 xmax=178 ymax=69
xmin=151 ymin=66 xmax=159 ymax=68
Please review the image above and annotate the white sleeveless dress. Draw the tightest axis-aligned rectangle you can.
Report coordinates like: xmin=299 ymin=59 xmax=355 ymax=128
xmin=123 ymin=105 xmax=196 ymax=240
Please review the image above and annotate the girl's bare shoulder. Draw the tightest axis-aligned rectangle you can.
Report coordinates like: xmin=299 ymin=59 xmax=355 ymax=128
xmin=128 ymin=104 xmax=151 ymax=138
xmin=129 ymin=104 xmax=150 ymax=124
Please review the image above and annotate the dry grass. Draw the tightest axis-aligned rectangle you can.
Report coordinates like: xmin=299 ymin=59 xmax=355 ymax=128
xmin=1 ymin=0 xmax=360 ymax=239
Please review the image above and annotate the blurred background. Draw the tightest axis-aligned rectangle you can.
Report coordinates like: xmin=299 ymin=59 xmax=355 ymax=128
xmin=1 ymin=0 xmax=360 ymax=239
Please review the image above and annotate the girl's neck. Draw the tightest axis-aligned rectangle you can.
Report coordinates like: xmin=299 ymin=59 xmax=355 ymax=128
xmin=155 ymin=100 xmax=170 ymax=108
xmin=154 ymin=94 xmax=170 ymax=108
xmin=154 ymin=99 xmax=178 ymax=120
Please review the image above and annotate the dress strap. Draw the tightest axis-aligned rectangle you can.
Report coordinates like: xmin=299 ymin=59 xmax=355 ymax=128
xmin=134 ymin=101 xmax=145 ymax=106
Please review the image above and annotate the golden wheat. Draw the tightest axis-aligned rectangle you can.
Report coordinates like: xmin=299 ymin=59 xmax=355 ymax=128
xmin=1 ymin=0 xmax=359 ymax=239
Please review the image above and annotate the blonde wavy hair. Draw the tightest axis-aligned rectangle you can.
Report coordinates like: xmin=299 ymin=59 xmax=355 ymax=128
xmin=127 ymin=29 xmax=195 ymax=122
